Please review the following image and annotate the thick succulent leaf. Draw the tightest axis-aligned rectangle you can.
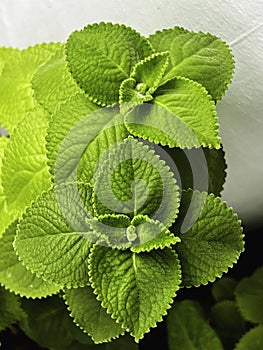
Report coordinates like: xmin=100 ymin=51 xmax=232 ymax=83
xmin=64 ymin=285 xmax=125 ymax=343
xmin=212 ymin=277 xmax=237 ymax=302
xmin=66 ymin=22 xmax=153 ymax=106
xmin=20 ymin=296 xmax=93 ymax=349
xmin=173 ymin=190 xmax=244 ymax=287
xmin=46 ymin=93 xmax=100 ymax=183
xmin=1 ymin=107 xmax=51 ymax=221
xmin=0 ymin=287 xmax=24 ymax=331
xmin=167 ymin=300 xmax=223 ymax=350
xmin=32 ymin=45 xmax=83 ymax=115
xmin=14 ymin=183 xmax=94 ymax=287
xmin=148 ymin=26 xmax=234 ymax=100
xmin=211 ymin=300 xmax=245 ymax=349
xmin=235 ymin=266 xmax=263 ymax=324
xmin=89 ymin=245 xmax=181 ymax=342
xmin=0 ymin=43 xmax=60 ymax=134
xmin=93 ymin=137 xmax=179 ymax=227
xmin=0 ymin=220 xmax=62 ymax=298
xmin=234 ymin=325 xmax=263 ymax=350
xmin=125 ymin=77 xmax=220 ymax=149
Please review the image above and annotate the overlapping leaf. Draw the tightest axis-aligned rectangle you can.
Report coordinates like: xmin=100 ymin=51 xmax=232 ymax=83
xmin=148 ymin=26 xmax=235 ymax=100
xmin=89 ymin=245 xmax=181 ymax=342
xmin=234 ymin=325 xmax=263 ymax=350
xmin=0 ymin=287 xmax=24 ymax=331
xmin=66 ymin=22 xmax=153 ymax=106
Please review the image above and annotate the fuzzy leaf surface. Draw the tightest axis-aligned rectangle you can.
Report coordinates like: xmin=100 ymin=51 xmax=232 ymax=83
xmin=148 ymin=26 xmax=234 ymax=100
xmin=89 ymin=245 xmax=181 ymax=342
xmin=66 ymin=22 xmax=153 ymax=106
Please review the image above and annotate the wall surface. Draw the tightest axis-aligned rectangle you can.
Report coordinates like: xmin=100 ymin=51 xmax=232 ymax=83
xmin=0 ymin=0 xmax=262 ymax=227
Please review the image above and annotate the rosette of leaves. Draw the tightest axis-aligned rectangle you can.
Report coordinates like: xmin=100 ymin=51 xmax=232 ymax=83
xmin=0 ymin=22 xmax=244 ymax=346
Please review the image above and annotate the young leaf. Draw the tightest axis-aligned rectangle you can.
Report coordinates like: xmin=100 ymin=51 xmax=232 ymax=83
xmin=167 ymin=300 xmax=223 ymax=350
xmin=0 ymin=220 xmax=62 ymax=298
xmin=0 ymin=47 xmax=20 ymax=75
xmin=32 ymin=45 xmax=82 ymax=115
xmin=125 ymin=77 xmax=220 ymax=149
xmin=235 ymin=266 xmax=263 ymax=324
xmin=93 ymin=138 xmax=179 ymax=227
xmin=66 ymin=22 xmax=153 ymax=106
xmin=173 ymin=190 xmax=244 ymax=287
xmin=20 ymin=295 xmax=93 ymax=349
xmin=234 ymin=325 xmax=263 ymax=350
xmin=64 ymin=285 xmax=125 ymax=343
xmin=0 ymin=43 xmax=60 ymax=134
xmin=14 ymin=183 xmax=94 ymax=287
xmin=0 ymin=287 xmax=24 ymax=331
xmin=148 ymin=26 xmax=234 ymax=100
xmin=89 ymin=245 xmax=181 ymax=342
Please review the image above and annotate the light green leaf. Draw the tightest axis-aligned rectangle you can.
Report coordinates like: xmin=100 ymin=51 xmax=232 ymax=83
xmin=32 ymin=45 xmax=83 ymax=115
xmin=1 ymin=107 xmax=52 ymax=221
xmin=235 ymin=266 xmax=263 ymax=324
xmin=0 ymin=43 xmax=61 ymax=134
xmin=0 ymin=47 xmax=20 ymax=75
xmin=0 ymin=287 xmax=24 ymax=331
xmin=20 ymin=295 xmax=93 ymax=349
xmin=174 ymin=190 xmax=244 ymax=287
xmin=125 ymin=77 xmax=220 ymax=149
xmin=64 ymin=285 xmax=125 ymax=343
xmin=66 ymin=22 xmax=153 ymax=106
xmin=0 ymin=220 xmax=62 ymax=298
xmin=211 ymin=300 xmax=245 ymax=349
xmin=93 ymin=138 xmax=179 ymax=227
xmin=0 ymin=136 xmax=11 ymax=238
xmin=234 ymin=325 xmax=263 ymax=350
xmin=89 ymin=245 xmax=181 ymax=342
xmin=14 ymin=183 xmax=94 ymax=287
xmin=167 ymin=300 xmax=223 ymax=350
xmin=212 ymin=277 xmax=237 ymax=302
xmin=46 ymin=93 xmax=109 ymax=183
xmin=148 ymin=26 xmax=234 ymax=100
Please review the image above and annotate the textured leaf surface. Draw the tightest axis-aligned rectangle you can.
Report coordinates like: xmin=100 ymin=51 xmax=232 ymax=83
xmin=174 ymin=190 xmax=244 ymax=287
xmin=125 ymin=77 xmax=220 ymax=149
xmin=64 ymin=286 xmax=125 ymax=343
xmin=234 ymin=325 xmax=263 ymax=350
xmin=14 ymin=184 xmax=93 ymax=287
xmin=148 ymin=26 xmax=234 ymax=100
xmin=66 ymin=22 xmax=153 ymax=106
xmin=0 ymin=136 xmax=11 ymax=238
xmin=93 ymin=138 xmax=179 ymax=227
xmin=0 ymin=43 xmax=60 ymax=134
xmin=0 ymin=47 xmax=20 ymax=75
xmin=32 ymin=45 xmax=82 ymax=114
xmin=235 ymin=266 xmax=263 ymax=324
xmin=20 ymin=296 xmax=93 ymax=349
xmin=89 ymin=245 xmax=181 ymax=342
xmin=167 ymin=300 xmax=223 ymax=350
xmin=0 ymin=287 xmax=24 ymax=331
xmin=0 ymin=220 xmax=61 ymax=298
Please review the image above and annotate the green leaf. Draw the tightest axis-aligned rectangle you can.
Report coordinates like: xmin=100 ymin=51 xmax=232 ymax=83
xmin=20 ymin=295 xmax=93 ymax=349
xmin=14 ymin=183 xmax=94 ymax=287
xmin=235 ymin=266 xmax=263 ymax=324
xmin=0 ymin=43 xmax=61 ymax=134
xmin=125 ymin=77 xmax=220 ymax=149
xmin=0 ymin=47 xmax=20 ymax=75
xmin=104 ymin=335 xmax=138 ymax=349
xmin=211 ymin=300 xmax=245 ymax=349
xmin=0 ymin=136 xmax=11 ymax=238
xmin=32 ymin=45 xmax=83 ymax=115
xmin=234 ymin=325 xmax=263 ymax=350
xmin=212 ymin=277 xmax=238 ymax=302
xmin=148 ymin=26 xmax=234 ymax=100
xmin=1 ymin=107 xmax=52 ymax=220
xmin=64 ymin=285 xmax=125 ymax=343
xmin=0 ymin=287 xmax=24 ymax=331
xmin=167 ymin=300 xmax=223 ymax=350
xmin=93 ymin=138 xmax=179 ymax=227
xmin=174 ymin=190 xmax=244 ymax=287
xmin=46 ymin=93 xmax=108 ymax=183
xmin=66 ymin=22 xmax=153 ymax=106
xmin=89 ymin=245 xmax=181 ymax=342
xmin=0 ymin=220 xmax=62 ymax=298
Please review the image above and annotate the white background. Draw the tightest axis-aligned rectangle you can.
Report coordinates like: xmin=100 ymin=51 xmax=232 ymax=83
xmin=0 ymin=0 xmax=262 ymax=227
